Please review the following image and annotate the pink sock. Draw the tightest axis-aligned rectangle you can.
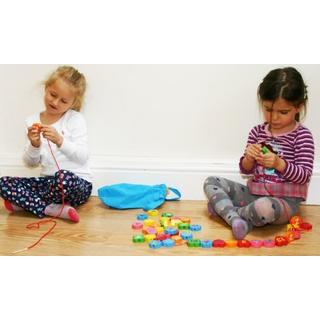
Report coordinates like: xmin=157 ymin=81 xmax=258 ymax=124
xmin=4 ymin=200 xmax=23 ymax=213
xmin=44 ymin=204 xmax=79 ymax=222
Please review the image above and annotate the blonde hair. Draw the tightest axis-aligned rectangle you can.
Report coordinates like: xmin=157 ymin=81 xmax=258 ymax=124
xmin=45 ymin=66 xmax=86 ymax=111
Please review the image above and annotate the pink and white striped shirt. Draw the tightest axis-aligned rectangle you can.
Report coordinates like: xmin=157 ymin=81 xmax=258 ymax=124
xmin=239 ymin=122 xmax=314 ymax=199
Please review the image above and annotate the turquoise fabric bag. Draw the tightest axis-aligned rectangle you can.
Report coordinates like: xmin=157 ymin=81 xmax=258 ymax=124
xmin=98 ymin=183 xmax=181 ymax=211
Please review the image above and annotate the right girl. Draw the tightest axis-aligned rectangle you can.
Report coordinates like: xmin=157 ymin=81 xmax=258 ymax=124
xmin=204 ymin=67 xmax=315 ymax=240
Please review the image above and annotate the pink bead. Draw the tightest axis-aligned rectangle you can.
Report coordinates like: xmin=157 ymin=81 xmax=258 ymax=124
xmin=263 ymin=239 xmax=275 ymax=248
xmin=250 ymin=240 xmax=264 ymax=248
xmin=293 ymin=230 xmax=301 ymax=240
xmin=131 ymin=222 xmax=143 ymax=230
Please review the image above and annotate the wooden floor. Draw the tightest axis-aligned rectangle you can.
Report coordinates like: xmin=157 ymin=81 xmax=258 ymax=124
xmin=0 ymin=197 xmax=319 ymax=256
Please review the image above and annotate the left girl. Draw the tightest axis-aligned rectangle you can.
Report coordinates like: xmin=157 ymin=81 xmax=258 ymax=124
xmin=0 ymin=65 xmax=92 ymax=222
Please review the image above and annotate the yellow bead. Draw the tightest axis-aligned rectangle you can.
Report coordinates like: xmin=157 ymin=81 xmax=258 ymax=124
xmin=156 ymin=227 xmax=164 ymax=234
xmin=144 ymin=219 xmax=156 ymax=227
xmin=170 ymin=218 xmax=182 ymax=227
xmin=148 ymin=209 xmax=159 ymax=216
xmin=144 ymin=234 xmax=156 ymax=243
xmin=160 ymin=217 xmax=170 ymax=227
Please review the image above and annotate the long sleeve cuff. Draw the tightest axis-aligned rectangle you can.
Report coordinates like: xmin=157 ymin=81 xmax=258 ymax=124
xmin=26 ymin=143 xmax=41 ymax=157
xmin=239 ymin=156 xmax=256 ymax=174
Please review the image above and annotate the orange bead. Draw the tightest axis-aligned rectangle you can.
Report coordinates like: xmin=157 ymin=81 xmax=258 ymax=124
xmin=171 ymin=235 xmax=185 ymax=246
xmin=32 ymin=123 xmax=42 ymax=133
xmin=285 ymin=231 xmax=295 ymax=242
xmin=225 ymin=240 xmax=238 ymax=247
xmin=289 ymin=216 xmax=303 ymax=229
xmin=180 ymin=217 xmax=191 ymax=223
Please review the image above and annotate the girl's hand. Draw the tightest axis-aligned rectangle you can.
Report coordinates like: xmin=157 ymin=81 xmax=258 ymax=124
xmin=256 ymin=152 xmax=278 ymax=168
xmin=27 ymin=125 xmax=41 ymax=148
xmin=41 ymin=125 xmax=63 ymax=147
xmin=244 ymin=144 xmax=261 ymax=162
xmin=257 ymin=152 xmax=286 ymax=172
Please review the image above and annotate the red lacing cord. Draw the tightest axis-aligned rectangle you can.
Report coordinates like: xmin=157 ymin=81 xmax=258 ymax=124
xmin=13 ymin=139 xmax=64 ymax=253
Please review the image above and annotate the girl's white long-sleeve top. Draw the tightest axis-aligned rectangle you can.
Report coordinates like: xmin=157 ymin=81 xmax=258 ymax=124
xmin=23 ymin=109 xmax=92 ymax=182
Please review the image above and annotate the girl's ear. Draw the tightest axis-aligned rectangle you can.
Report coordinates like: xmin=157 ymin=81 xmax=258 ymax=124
xmin=295 ymin=103 xmax=303 ymax=114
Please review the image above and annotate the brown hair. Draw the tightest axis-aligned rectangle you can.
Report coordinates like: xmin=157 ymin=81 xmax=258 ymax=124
xmin=258 ymin=67 xmax=308 ymax=121
xmin=45 ymin=65 xmax=86 ymax=111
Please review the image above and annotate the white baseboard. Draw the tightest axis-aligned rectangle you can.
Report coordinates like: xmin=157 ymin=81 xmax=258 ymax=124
xmin=1 ymin=155 xmax=320 ymax=205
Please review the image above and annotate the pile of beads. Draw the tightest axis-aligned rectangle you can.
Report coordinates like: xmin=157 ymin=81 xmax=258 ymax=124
xmin=131 ymin=210 xmax=312 ymax=249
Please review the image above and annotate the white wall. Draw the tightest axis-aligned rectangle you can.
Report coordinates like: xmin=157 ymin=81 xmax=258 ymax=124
xmin=0 ymin=65 xmax=319 ymax=204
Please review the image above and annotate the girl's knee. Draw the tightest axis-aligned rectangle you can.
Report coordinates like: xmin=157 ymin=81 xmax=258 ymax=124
xmin=0 ymin=176 xmax=12 ymax=188
xmin=203 ymin=176 xmax=221 ymax=189
xmin=253 ymin=197 xmax=278 ymax=225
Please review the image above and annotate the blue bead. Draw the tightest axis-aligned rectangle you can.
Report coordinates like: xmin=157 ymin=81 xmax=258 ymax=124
xmin=201 ymin=240 xmax=213 ymax=248
xmin=162 ymin=239 xmax=175 ymax=247
xmin=180 ymin=232 xmax=193 ymax=240
xmin=164 ymin=227 xmax=178 ymax=235
xmin=190 ymin=224 xmax=202 ymax=231
xmin=149 ymin=240 xmax=162 ymax=249
xmin=137 ymin=213 xmax=148 ymax=221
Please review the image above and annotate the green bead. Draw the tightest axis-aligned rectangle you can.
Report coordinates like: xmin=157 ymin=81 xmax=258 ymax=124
xmin=187 ymin=239 xmax=201 ymax=247
xmin=178 ymin=223 xmax=190 ymax=230
xmin=161 ymin=212 xmax=174 ymax=218
xmin=261 ymin=146 xmax=268 ymax=154
xmin=132 ymin=235 xmax=145 ymax=243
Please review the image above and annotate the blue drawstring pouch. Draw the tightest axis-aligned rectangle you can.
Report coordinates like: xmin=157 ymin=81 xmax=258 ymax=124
xmin=98 ymin=183 xmax=181 ymax=211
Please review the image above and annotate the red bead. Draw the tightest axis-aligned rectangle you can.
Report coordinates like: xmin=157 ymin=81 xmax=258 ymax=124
xmin=213 ymin=239 xmax=226 ymax=247
xmin=237 ymin=240 xmax=251 ymax=248
xmin=155 ymin=233 xmax=171 ymax=241
xmin=275 ymin=236 xmax=289 ymax=247
xmin=300 ymin=222 xmax=312 ymax=231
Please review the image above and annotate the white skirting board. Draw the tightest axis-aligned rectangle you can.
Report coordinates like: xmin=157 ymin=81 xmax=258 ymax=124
xmin=0 ymin=155 xmax=319 ymax=205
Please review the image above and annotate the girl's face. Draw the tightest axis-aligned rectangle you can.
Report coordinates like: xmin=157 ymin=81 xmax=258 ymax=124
xmin=44 ymin=78 xmax=75 ymax=117
xmin=262 ymin=98 xmax=301 ymax=134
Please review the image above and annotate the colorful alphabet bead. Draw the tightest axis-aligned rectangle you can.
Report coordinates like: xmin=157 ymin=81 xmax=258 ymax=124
xmin=190 ymin=224 xmax=201 ymax=231
xmin=225 ymin=240 xmax=238 ymax=248
xmin=142 ymin=227 xmax=157 ymax=235
xmin=149 ymin=240 xmax=162 ymax=249
xmin=137 ymin=213 xmax=148 ymax=221
xmin=148 ymin=209 xmax=159 ymax=216
xmin=263 ymin=239 xmax=275 ymax=248
xmin=132 ymin=234 xmax=145 ymax=243
xmin=213 ymin=239 xmax=226 ymax=247
xmin=180 ymin=217 xmax=191 ymax=223
xmin=275 ymin=236 xmax=289 ymax=247
xmin=171 ymin=235 xmax=185 ymax=246
xmin=290 ymin=216 xmax=303 ymax=229
xmin=187 ymin=239 xmax=201 ymax=247
xmin=250 ymin=240 xmax=264 ymax=248
xmin=300 ymin=222 xmax=312 ymax=231
xmin=178 ymin=223 xmax=190 ymax=230
xmin=201 ymin=240 xmax=213 ymax=248
xmin=155 ymin=233 xmax=171 ymax=241
xmin=131 ymin=222 xmax=143 ymax=230
xmin=170 ymin=218 xmax=182 ymax=227
xmin=165 ymin=227 xmax=179 ymax=236
xmin=144 ymin=234 xmax=156 ymax=243
xmin=162 ymin=239 xmax=175 ymax=247
xmin=144 ymin=219 xmax=156 ymax=227
xmin=180 ymin=232 xmax=193 ymax=240
xmin=237 ymin=240 xmax=251 ymax=248
xmin=161 ymin=212 xmax=174 ymax=218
